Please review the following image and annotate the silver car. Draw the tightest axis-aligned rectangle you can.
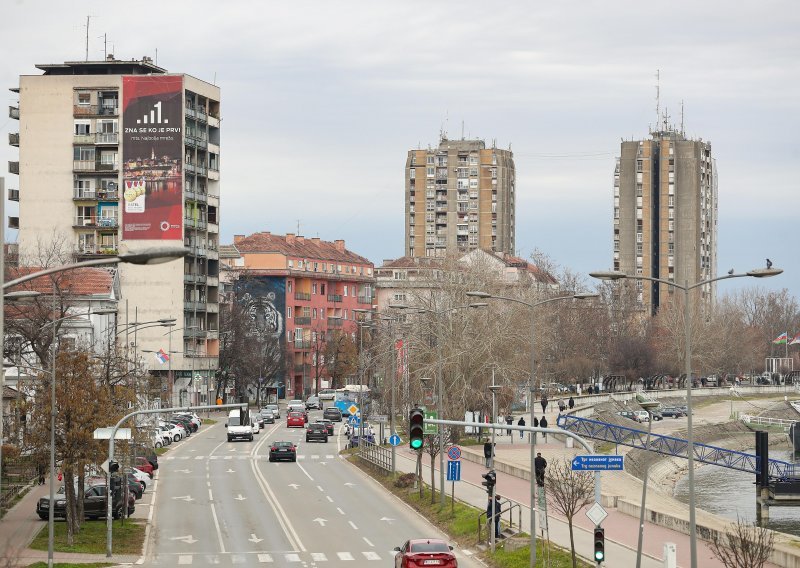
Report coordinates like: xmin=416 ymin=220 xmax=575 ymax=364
xmin=265 ymin=404 xmax=280 ymax=419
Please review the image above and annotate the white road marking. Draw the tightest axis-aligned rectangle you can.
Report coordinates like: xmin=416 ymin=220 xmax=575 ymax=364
xmin=337 ymin=507 xmax=345 ymax=515
xmin=337 ymin=552 xmax=354 ymax=560
xmin=204 ymin=555 xmax=220 ymax=564
xmin=297 ymin=462 xmax=314 ymax=481
xmin=208 ymin=489 xmax=212 ymax=500
xmin=195 ymin=455 xmax=204 ymax=460
xmin=462 ymin=549 xmax=473 ymax=556
xmin=224 ymin=456 xmax=232 ymax=460
xmin=348 ymin=520 xmax=358 ymax=530
xmin=363 ymin=537 xmax=375 ymax=547
xmin=257 ymin=553 xmax=273 ymax=562
xmin=326 ymin=495 xmax=334 ymax=503
xmin=231 ymin=554 xmax=246 ymax=564
xmin=209 ymin=503 xmax=226 ymax=553
xmin=325 ymin=455 xmax=335 ymax=459
xmin=316 ymin=485 xmax=324 ymax=492
xmin=311 ymin=552 xmax=327 ymax=561
xmin=178 ymin=555 xmax=192 ymax=564
xmin=363 ymin=551 xmax=381 ymax=560
xmin=285 ymin=553 xmax=302 ymax=562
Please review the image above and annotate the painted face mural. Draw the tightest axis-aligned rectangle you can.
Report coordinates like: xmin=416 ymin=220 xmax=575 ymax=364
xmin=240 ymin=291 xmax=283 ymax=338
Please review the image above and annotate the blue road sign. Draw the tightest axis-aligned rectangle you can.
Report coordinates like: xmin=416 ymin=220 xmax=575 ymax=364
xmin=571 ymin=455 xmax=624 ymax=471
xmin=447 ymin=446 xmax=462 ymax=461
xmin=389 ymin=434 xmax=401 ymax=447
xmin=446 ymin=460 xmax=461 ymax=482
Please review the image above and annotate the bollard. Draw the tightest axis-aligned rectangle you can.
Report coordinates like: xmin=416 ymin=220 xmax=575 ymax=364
xmin=565 ymin=436 xmax=574 ymax=448
xmin=663 ymin=542 xmax=677 ymax=568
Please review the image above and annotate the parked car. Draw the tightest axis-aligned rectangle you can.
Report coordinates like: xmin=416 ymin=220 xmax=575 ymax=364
xmin=133 ymin=456 xmax=155 ymax=478
xmin=306 ymin=396 xmax=323 ymax=410
xmin=287 ymin=411 xmax=305 ymax=428
xmin=125 ymin=466 xmax=149 ymax=490
xmin=617 ymin=410 xmax=648 ymax=423
xmin=159 ymin=422 xmax=184 ymax=442
xmin=306 ymin=423 xmax=329 ymax=443
xmin=323 ymin=407 xmax=342 ymax=422
xmin=36 ymin=482 xmax=134 ymax=520
xmin=393 ymin=538 xmax=457 ymax=568
xmin=125 ymin=474 xmax=144 ymax=499
xmin=660 ymin=407 xmax=686 ymax=418
xmin=174 ymin=412 xmax=202 ymax=429
xmin=269 ymin=441 xmax=297 ymax=462
xmin=315 ymin=418 xmax=334 ymax=436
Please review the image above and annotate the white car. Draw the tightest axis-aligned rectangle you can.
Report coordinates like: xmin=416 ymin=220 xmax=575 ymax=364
xmin=125 ymin=466 xmax=150 ymax=490
xmin=158 ymin=422 xmax=183 ymax=442
xmin=150 ymin=429 xmax=170 ymax=448
xmin=264 ymin=404 xmax=280 ymax=419
xmin=287 ymin=400 xmax=305 ymax=413
xmin=318 ymin=389 xmax=336 ymax=401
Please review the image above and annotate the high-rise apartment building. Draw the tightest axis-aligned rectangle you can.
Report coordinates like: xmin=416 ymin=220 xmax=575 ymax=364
xmin=405 ymin=138 xmax=515 ymax=258
xmin=613 ymin=125 xmax=717 ymax=315
xmin=8 ymin=56 xmax=221 ymax=405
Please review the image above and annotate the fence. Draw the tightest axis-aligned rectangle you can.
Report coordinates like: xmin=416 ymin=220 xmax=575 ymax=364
xmin=740 ymin=414 xmax=796 ymax=432
xmin=477 ymin=498 xmax=523 ymax=544
xmin=1 ymin=456 xmax=37 ymax=515
xmin=357 ymin=439 xmax=393 ymax=473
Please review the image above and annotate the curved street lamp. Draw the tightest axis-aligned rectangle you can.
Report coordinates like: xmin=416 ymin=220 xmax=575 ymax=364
xmin=465 ymin=290 xmax=599 ymax=568
xmin=589 ymin=266 xmax=782 ymax=568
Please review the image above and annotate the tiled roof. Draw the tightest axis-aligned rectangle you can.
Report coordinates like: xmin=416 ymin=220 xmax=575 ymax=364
xmin=379 ymin=257 xmax=445 ymax=269
xmin=233 ymin=232 xmax=372 ymax=265
xmin=6 ymin=267 xmax=114 ymax=296
xmin=219 ymin=244 xmax=241 ymax=259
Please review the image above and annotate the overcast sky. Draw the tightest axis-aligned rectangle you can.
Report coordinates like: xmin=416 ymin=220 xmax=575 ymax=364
xmin=1 ymin=1 xmax=797 ymax=294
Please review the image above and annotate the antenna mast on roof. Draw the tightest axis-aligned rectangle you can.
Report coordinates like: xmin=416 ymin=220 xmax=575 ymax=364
xmin=84 ymin=16 xmax=92 ymax=61
xmin=461 ymin=120 xmax=465 ymax=140
xmin=680 ymin=99 xmax=685 ymax=136
xmin=297 ymin=219 xmax=301 ymax=235
xmin=655 ymin=69 xmax=660 ymax=129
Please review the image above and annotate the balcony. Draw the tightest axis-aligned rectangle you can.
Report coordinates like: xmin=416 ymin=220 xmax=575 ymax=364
xmin=327 ymin=317 xmax=342 ymax=327
xmin=73 ymin=188 xmax=119 ymax=200
xmin=183 ymin=328 xmax=207 ymax=338
xmin=9 ymin=161 xmax=19 ymax=175
xmin=184 ymin=273 xmax=207 ymax=284
xmin=73 ymin=160 xmax=119 ymax=173
xmin=9 ymin=132 xmax=19 ymax=146
xmin=76 ymin=245 xmax=118 ymax=256
xmin=184 ymin=188 xmax=208 ymax=203
xmin=206 ymin=276 xmax=219 ymax=287
xmin=356 ymin=295 xmax=373 ymax=305
xmin=184 ymin=301 xmax=207 ymax=312
xmin=9 ymin=106 xmax=19 ymax=120
xmin=294 ymin=316 xmax=311 ymax=325
xmin=206 ymin=303 xmax=219 ymax=313
xmin=73 ymin=104 xmax=118 ymax=117
xmin=185 ymin=134 xmax=208 ymax=149
xmin=327 ymin=294 xmax=342 ymax=303
xmin=187 ymin=246 xmax=207 ymax=257
xmin=8 ymin=188 xmax=19 ymax=202
xmin=294 ymin=292 xmax=311 ymax=301
xmin=293 ymin=341 xmax=311 ymax=351
xmin=74 ymin=216 xmax=118 ymax=228
xmin=73 ymin=134 xmax=94 ymax=144
xmin=95 ymin=132 xmax=119 ymax=144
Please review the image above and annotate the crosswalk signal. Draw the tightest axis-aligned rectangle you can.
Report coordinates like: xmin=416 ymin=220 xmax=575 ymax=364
xmin=593 ymin=527 xmax=605 ymax=563
xmin=481 ymin=470 xmax=496 ymax=494
xmin=409 ymin=407 xmax=424 ymax=450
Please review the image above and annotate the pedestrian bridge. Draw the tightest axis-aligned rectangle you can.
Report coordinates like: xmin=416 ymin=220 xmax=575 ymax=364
xmin=557 ymin=414 xmax=797 ymax=480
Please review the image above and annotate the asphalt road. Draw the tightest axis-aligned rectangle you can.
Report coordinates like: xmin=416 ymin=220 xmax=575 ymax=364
xmin=146 ymin=410 xmax=481 ymax=566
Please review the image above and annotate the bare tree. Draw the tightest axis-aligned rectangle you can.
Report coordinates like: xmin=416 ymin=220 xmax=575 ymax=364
xmin=544 ymin=458 xmax=594 ymax=568
xmin=708 ymin=515 xmax=775 ymax=568
xmin=322 ymin=330 xmax=357 ymax=389
xmin=423 ymin=433 xmax=449 ymax=504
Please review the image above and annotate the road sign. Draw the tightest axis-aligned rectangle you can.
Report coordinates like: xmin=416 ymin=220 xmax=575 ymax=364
xmin=447 ymin=446 xmax=462 ymax=460
xmin=389 ymin=434 xmax=401 ymax=447
xmin=348 ymin=404 xmax=359 ymax=416
xmin=446 ymin=460 xmax=461 ymax=482
xmin=423 ymin=410 xmax=438 ymax=434
xmin=372 ymin=414 xmax=388 ymax=423
xmin=585 ymin=502 xmax=608 ymax=525
xmin=93 ymin=427 xmax=131 ymax=440
xmin=571 ymin=455 xmax=624 ymax=471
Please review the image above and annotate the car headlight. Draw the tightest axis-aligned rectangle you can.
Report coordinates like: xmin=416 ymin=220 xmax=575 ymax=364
xmin=55 ymin=500 xmax=66 ymax=506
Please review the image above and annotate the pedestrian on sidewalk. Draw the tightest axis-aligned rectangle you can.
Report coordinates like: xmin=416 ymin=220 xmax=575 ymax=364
xmin=487 ymin=494 xmax=502 ymax=538
xmin=37 ymin=463 xmax=45 ymax=486
xmin=540 ymin=415 xmax=548 ymax=441
xmin=496 ymin=414 xmax=505 ymax=436
xmin=483 ymin=440 xmax=494 ymax=468
xmin=558 ymin=399 xmax=565 ymax=413
xmin=505 ymin=414 xmax=513 ymax=436
xmin=535 ymin=452 xmax=547 ymax=487
xmin=540 ymin=395 xmax=548 ymax=414
xmin=517 ymin=416 xmax=525 ymax=439
xmin=568 ymin=396 xmax=575 ymax=409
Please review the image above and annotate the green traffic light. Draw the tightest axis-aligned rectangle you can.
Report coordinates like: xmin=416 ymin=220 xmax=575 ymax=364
xmin=410 ymin=439 xmax=423 ymax=449
xmin=594 ymin=551 xmax=604 ymax=562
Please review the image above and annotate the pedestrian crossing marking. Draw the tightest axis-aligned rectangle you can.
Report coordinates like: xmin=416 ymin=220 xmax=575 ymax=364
xmin=285 ymin=553 xmax=301 ymax=562
xmin=363 ymin=551 xmax=381 ymax=560
xmin=257 ymin=554 xmax=272 ymax=563
xmin=178 ymin=555 xmax=192 ymax=564
xmin=203 ymin=555 xmax=220 ymax=564
xmin=231 ymin=555 xmax=246 ymax=564
xmin=337 ymin=552 xmax=354 ymax=560
xmin=310 ymin=552 xmax=327 ymax=561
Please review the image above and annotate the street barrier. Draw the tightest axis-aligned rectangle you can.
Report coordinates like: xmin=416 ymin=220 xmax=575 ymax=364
xmin=358 ymin=439 xmax=393 ymax=473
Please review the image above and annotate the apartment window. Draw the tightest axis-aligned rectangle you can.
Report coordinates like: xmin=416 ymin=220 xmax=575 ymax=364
xmin=409 ymin=169 xmax=415 ymax=179
xmin=491 ymin=168 xmax=497 ymax=179
xmin=287 ymin=307 xmax=292 ymax=319
xmin=470 ymin=179 xmax=478 ymax=189
xmin=313 ymin=262 xmax=318 ymax=272
xmin=287 ymin=281 xmax=293 ymax=292
xmin=312 ymin=283 xmax=318 ymax=294
xmin=74 ymin=146 xmax=95 ymax=161
xmin=77 ymin=92 xmax=90 ymax=105
xmin=343 ymin=309 xmax=348 ymax=320
xmin=426 ymin=156 xmax=434 ymax=165
xmin=636 ymin=160 xmax=643 ymax=172
xmin=393 ymin=293 xmax=406 ymax=302
xmin=636 ymin=232 xmax=643 ymax=243
xmin=343 ymin=286 xmax=348 ymax=297
xmin=426 ymin=167 xmax=434 ymax=178
xmin=491 ymin=154 xmax=497 ymax=165
xmin=74 ymin=121 xmax=90 ymax=135
xmin=394 ymin=271 xmax=407 ymax=280
xmin=668 ymin=195 xmax=674 ymax=207
xmin=636 ymin=184 xmax=643 ymax=195
xmin=469 ymin=167 xmax=478 ymax=176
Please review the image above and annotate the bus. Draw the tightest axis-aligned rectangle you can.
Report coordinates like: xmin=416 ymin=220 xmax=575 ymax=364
xmin=333 ymin=385 xmax=370 ymax=417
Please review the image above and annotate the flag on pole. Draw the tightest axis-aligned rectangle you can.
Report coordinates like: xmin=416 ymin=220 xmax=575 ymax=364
xmin=155 ymin=348 xmax=170 ymax=364
xmin=790 ymin=332 xmax=800 ymax=346
xmin=772 ymin=332 xmax=788 ymax=345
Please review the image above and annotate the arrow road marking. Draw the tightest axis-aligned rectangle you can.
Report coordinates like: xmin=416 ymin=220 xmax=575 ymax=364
xmin=380 ymin=516 xmax=395 ymax=523
xmin=288 ymin=483 xmax=300 ymax=489
xmin=234 ymin=494 xmax=246 ymax=501
xmin=226 ymin=468 xmax=236 ymax=473
xmin=172 ymin=495 xmax=194 ymax=502
xmin=170 ymin=535 xmax=198 ymax=544
xmin=249 ymin=533 xmax=263 ymax=543
xmin=313 ymin=518 xmax=328 ymax=527
xmin=344 ymin=482 xmax=355 ymax=488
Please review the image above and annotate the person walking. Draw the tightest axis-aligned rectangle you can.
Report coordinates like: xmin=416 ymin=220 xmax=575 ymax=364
xmin=487 ymin=494 xmax=502 ymax=538
xmin=540 ymin=415 xmax=548 ymax=441
xmin=568 ymin=395 xmax=575 ymax=410
xmin=505 ymin=414 xmax=513 ymax=436
xmin=534 ymin=452 xmax=547 ymax=487
xmin=496 ymin=414 xmax=505 ymax=436
xmin=483 ymin=440 xmax=494 ymax=468
xmin=540 ymin=395 xmax=548 ymax=414
xmin=532 ymin=416 xmax=539 ymax=442
xmin=558 ymin=399 xmax=566 ymax=413
xmin=517 ymin=416 xmax=526 ymax=439
xmin=37 ymin=463 xmax=45 ymax=486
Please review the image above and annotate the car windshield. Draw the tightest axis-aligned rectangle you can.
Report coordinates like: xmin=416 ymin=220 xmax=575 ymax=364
xmin=274 ymin=441 xmax=293 ymax=448
xmin=309 ymin=424 xmax=324 ymax=431
xmin=410 ymin=542 xmax=450 ymax=553
xmin=228 ymin=415 xmax=243 ymax=426
xmin=289 ymin=412 xmax=303 ymax=417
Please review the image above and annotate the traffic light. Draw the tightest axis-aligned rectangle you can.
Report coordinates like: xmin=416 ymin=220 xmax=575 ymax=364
xmin=593 ymin=527 xmax=605 ymax=563
xmin=481 ymin=470 xmax=496 ymax=494
xmin=409 ymin=407 xmax=424 ymax=450
xmin=108 ymin=460 xmax=119 ymax=474
xmin=110 ymin=474 xmax=122 ymax=499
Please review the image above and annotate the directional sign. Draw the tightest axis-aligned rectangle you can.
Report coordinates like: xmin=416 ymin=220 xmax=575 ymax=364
xmin=93 ymin=427 xmax=131 ymax=440
xmin=423 ymin=410 xmax=438 ymax=434
xmin=571 ymin=455 xmax=624 ymax=471
xmin=389 ymin=434 xmax=402 ymax=447
xmin=447 ymin=446 xmax=462 ymax=461
xmin=446 ymin=460 xmax=461 ymax=482
xmin=348 ymin=404 xmax=359 ymax=416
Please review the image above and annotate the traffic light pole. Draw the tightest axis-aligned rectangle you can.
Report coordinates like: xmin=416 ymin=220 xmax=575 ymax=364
xmin=105 ymin=403 xmax=242 ymax=558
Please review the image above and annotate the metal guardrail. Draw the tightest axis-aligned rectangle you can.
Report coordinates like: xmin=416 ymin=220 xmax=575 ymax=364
xmin=357 ymin=439 xmax=392 ymax=473
xmin=740 ymin=414 xmax=796 ymax=431
xmin=477 ymin=499 xmax=522 ymax=544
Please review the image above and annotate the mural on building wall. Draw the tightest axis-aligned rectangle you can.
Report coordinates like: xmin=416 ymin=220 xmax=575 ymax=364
xmin=234 ymin=276 xmax=286 ymax=383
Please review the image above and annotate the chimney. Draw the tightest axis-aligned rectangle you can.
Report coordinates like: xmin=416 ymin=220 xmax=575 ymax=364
xmin=312 ymin=237 xmax=321 ymax=245
xmin=233 ymin=234 xmax=245 ymax=243
xmin=297 ymin=235 xmax=305 ymax=244
xmin=106 ymin=54 xmax=115 ymax=62
xmin=334 ymin=239 xmax=345 ymax=252
xmin=285 ymin=233 xmax=296 ymax=244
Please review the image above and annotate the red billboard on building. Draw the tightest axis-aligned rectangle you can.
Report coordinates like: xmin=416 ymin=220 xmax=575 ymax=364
xmin=122 ymin=76 xmax=183 ymax=240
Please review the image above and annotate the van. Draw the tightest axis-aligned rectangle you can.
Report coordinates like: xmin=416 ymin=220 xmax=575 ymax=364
xmin=226 ymin=408 xmax=254 ymax=442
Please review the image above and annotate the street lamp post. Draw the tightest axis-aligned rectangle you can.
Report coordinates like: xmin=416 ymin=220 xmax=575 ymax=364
xmin=635 ymin=394 xmax=659 ymax=568
xmin=466 ymin=290 xmax=599 ymax=568
xmin=590 ymin=266 xmax=782 ymax=568
xmin=390 ymin=302 xmax=487 ymax=507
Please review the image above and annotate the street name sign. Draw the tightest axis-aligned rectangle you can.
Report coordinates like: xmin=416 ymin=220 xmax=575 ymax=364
xmin=446 ymin=460 xmax=461 ymax=482
xmin=571 ymin=455 xmax=623 ymax=471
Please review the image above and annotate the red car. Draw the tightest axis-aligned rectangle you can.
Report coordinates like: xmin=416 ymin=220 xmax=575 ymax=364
xmin=394 ymin=539 xmax=457 ymax=567
xmin=133 ymin=457 xmax=154 ymax=478
xmin=287 ymin=411 xmax=305 ymax=428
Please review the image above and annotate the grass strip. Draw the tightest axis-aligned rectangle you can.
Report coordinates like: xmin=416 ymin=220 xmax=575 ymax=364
xmin=29 ymin=518 xmax=144 ymax=555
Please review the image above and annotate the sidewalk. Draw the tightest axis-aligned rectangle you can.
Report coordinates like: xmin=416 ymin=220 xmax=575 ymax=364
xmin=396 ymin=404 xmax=784 ymax=568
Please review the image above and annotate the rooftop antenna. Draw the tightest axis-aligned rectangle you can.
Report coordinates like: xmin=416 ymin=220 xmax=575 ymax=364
xmin=680 ymin=99 xmax=685 ymax=136
xmin=84 ymin=15 xmax=92 ymax=61
xmin=155 ymin=48 xmax=158 ymax=67
xmin=461 ymin=120 xmax=465 ymax=140
xmin=296 ymin=219 xmax=301 ymax=235
xmin=655 ymin=69 xmax=660 ymax=129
